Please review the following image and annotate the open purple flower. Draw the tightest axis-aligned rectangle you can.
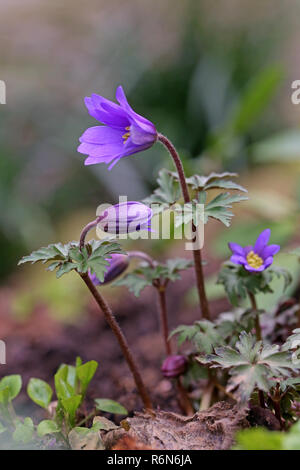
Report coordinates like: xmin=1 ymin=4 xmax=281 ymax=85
xmin=228 ymin=229 xmax=280 ymax=273
xmin=89 ymin=253 xmax=129 ymax=285
xmin=78 ymin=86 xmax=157 ymax=169
xmin=98 ymin=201 xmax=153 ymax=234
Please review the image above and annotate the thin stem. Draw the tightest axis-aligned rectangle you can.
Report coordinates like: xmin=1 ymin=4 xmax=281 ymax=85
xmin=157 ymin=133 xmax=211 ymax=320
xmin=79 ymin=218 xmax=99 ymax=251
xmin=156 ymin=286 xmax=172 ymax=355
xmin=258 ymin=390 xmax=265 ymax=408
xmin=128 ymin=251 xmax=156 ymax=268
xmin=176 ymin=378 xmax=194 ymax=416
xmin=212 ymin=380 xmax=237 ymax=402
xmin=273 ymin=399 xmax=283 ymax=429
xmin=199 ymin=381 xmax=214 ymax=411
xmin=248 ymin=291 xmax=262 ymax=341
xmin=79 ymin=272 xmax=153 ymax=410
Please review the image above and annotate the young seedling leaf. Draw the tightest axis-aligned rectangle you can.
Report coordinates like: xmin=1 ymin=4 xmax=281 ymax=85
xmin=37 ymin=420 xmax=60 ymax=437
xmin=77 ymin=360 xmax=98 ymax=395
xmin=27 ymin=378 xmax=53 ymax=409
xmin=95 ymin=398 xmax=128 ymax=415
xmin=0 ymin=375 xmax=22 ymax=402
xmin=13 ymin=417 xmax=34 ymax=444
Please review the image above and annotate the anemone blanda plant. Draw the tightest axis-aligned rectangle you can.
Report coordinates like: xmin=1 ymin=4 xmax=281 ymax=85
xmin=19 ymin=201 xmax=153 ymax=411
xmin=217 ymin=228 xmax=293 ymax=349
xmin=77 ymin=86 xmax=214 ymax=319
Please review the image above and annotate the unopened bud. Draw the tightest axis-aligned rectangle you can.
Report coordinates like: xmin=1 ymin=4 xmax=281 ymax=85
xmin=161 ymin=355 xmax=187 ymax=378
xmin=89 ymin=254 xmax=129 ymax=285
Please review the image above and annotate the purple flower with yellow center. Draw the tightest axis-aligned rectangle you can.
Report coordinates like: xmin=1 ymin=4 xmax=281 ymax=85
xmin=78 ymin=86 xmax=157 ymax=169
xmin=89 ymin=253 xmax=129 ymax=285
xmin=98 ymin=201 xmax=153 ymax=234
xmin=228 ymin=229 xmax=280 ymax=273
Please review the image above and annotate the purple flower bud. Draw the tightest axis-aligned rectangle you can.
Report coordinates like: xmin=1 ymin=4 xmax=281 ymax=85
xmin=78 ymin=86 xmax=157 ymax=170
xmin=161 ymin=355 xmax=187 ymax=378
xmin=98 ymin=201 xmax=153 ymax=234
xmin=89 ymin=253 xmax=129 ymax=285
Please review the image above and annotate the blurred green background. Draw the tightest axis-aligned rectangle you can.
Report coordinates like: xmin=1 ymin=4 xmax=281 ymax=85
xmin=1 ymin=0 xmax=300 ymax=321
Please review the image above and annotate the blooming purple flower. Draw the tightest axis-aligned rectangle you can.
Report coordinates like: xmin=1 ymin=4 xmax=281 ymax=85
xmin=89 ymin=253 xmax=129 ymax=285
xmin=98 ymin=201 xmax=153 ymax=234
xmin=161 ymin=355 xmax=187 ymax=378
xmin=228 ymin=229 xmax=280 ymax=273
xmin=78 ymin=86 xmax=157 ymax=169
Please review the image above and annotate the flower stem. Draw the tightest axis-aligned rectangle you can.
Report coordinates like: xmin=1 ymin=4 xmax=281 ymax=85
xmin=79 ymin=216 xmax=103 ymax=251
xmin=248 ymin=291 xmax=262 ymax=341
xmin=79 ymin=272 xmax=153 ymax=411
xmin=157 ymin=133 xmax=210 ymax=320
xmin=156 ymin=286 xmax=172 ymax=356
xmin=176 ymin=377 xmax=194 ymax=416
xmin=128 ymin=251 xmax=156 ymax=268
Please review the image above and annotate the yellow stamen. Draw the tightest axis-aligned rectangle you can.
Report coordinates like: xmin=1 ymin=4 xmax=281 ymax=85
xmin=246 ymin=250 xmax=263 ymax=269
xmin=122 ymin=126 xmax=130 ymax=143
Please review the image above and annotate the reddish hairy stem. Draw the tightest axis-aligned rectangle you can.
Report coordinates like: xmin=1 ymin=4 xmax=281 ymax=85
xmin=79 ymin=215 xmax=105 ymax=251
xmin=156 ymin=286 xmax=172 ymax=356
xmin=79 ymin=272 xmax=153 ymax=410
xmin=176 ymin=377 xmax=194 ymax=416
xmin=157 ymin=133 xmax=211 ymax=320
xmin=248 ymin=291 xmax=262 ymax=341
xmin=128 ymin=251 xmax=156 ymax=268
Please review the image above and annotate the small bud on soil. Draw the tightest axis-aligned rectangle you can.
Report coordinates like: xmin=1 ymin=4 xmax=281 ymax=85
xmin=161 ymin=355 xmax=187 ymax=378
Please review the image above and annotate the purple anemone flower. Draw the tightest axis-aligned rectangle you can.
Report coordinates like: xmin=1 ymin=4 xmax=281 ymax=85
xmin=89 ymin=253 xmax=129 ymax=285
xmin=228 ymin=229 xmax=280 ymax=273
xmin=98 ymin=201 xmax=153 ymax=234
xmin=78 ymin=86 xmax=157 ymax=169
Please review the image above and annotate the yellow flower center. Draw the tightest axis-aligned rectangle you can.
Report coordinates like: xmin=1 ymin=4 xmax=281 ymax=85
xmin=122 ymin=126 xmax=130 ymax=143
xmin=246 ymin=250 xmax=263 ymax=269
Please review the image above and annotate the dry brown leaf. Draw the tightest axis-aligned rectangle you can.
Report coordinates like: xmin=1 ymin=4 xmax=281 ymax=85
xmin=122 ymin=401 xmax=248 ymax=450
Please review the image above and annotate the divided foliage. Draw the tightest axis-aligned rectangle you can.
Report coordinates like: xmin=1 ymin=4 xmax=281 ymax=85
xmin=114 ymin=258 xmax=193 ymax=296
xmin=218 ymin=262 xmax=292 ymax=306
xmin=18 ymin=240 xmax=124 ymax=282
xmin=143 ymin=169 xmax=248 ymax=227
xmin=197 ymin=332 xmax=300 ymax=401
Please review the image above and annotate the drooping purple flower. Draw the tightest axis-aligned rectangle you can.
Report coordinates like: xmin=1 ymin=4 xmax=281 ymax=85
xmin=161 ymin=355 xmax=187 ymax=378
xmin=228 ymin=229 xmax=280 ymax=273
xmin=97 ymin=201 xmax=153 ymax=234
xmin=89 ymin=253 xmax=129 ymax=285
xmin=78 ymin=86 xmax=157 ymax=169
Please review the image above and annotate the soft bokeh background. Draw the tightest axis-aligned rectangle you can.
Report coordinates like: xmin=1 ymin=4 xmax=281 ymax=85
xmin=1 ymin=0 xmax=300 ymax=324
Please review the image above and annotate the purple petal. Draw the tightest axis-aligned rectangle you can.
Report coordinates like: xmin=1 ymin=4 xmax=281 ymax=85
xmin=230 ymin=254 xmax=247 ymax=265
xmin=263 ymin=256 xmax=274 ymax=269
xmin=254 ymin=229 xmax=271 ymax=255
xmin=84 ymin=95 xmax=129 ymax=129
xmin=244 ymin=264 xmax=265 ymax=273
xmin=261 ymin=244 xmax=280 ymax=259
xmin=228 ymin=242 xmax=244 ymax=256
xmin=79 ymin=126 xmax=123 ymax=144
xmin=115 ymin=86 xmax=156 ymax=135
xmin=78 ymin=142 xmax=124 ymax=158
xmin=243 ymin=245 xmax=252 ymax=256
